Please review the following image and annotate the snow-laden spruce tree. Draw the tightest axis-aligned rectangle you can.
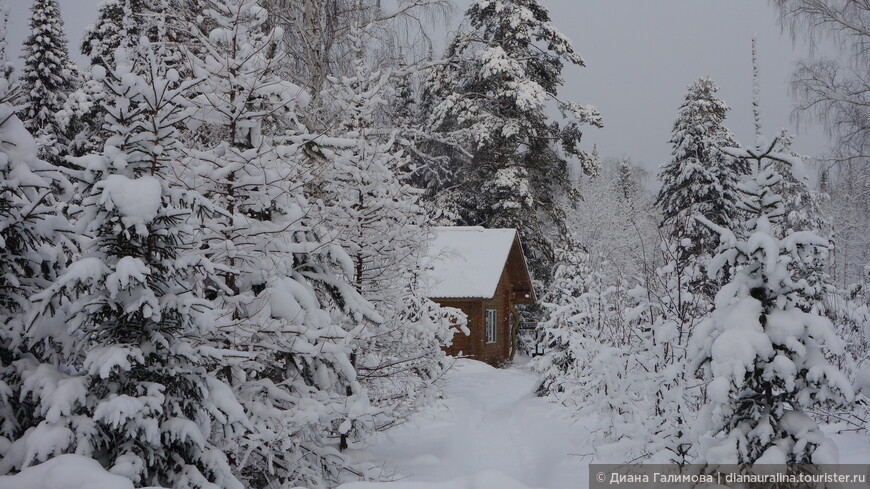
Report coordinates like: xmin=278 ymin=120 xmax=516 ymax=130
xmin=58 ymin=70 xmax=108 ymax=158
xmin=63 ymin=0 xmax=165 ymax=158
xmin=771 ymin=134 xmax=828 ymax=240
xmin=318 ymin=43 xmax=461 ymax=430
xmin=20 ymin=0 xmax=80 ymax=167
xmin=765 ymin=130 xmax=835 ymax=318
xmin=177 ymin=2 xmax=380 ymax=486
xmin=656 ymin=77 xmax=745 ymax=275
xmin=81 ymin=0 xmax=157 ymax=69
xmin=691 ymin=136 xmax=854 ymax=464
xmin=5 ymin=41 xmax=248 ymax=488
xmin=767 ymin=129 xmax=870 ymax=432
xmin=419 ymin=0 xmax=602 ymax=285
xmin=0 ymin=27 xmax=74 ymax=465
xmin=645 ymin=81 xmax=745 ymax=440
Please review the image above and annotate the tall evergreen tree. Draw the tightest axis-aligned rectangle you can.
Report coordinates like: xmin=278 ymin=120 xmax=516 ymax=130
xmin=656 ymin=77 xmax=745 ymax=261
xmin=19 ymin=0 xmax=80 ymax=167
xmin=82 ymin=0 xmax=128 ymax=68
xmin=419 ymin=0 xmax=602 ymax=285
xmin=58 ymin=69 xmax=108 ymax=157
xmin=81 ymin=0 xmax=164 ymax=70
xmin=615 ymin=158 xmax=641 ymax=203
xmin=767 ymin=130 xmax=834 ymax=317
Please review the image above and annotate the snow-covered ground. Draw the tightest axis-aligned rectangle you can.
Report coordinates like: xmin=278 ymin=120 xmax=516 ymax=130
xmin=342 ymin=358 xmax=595 ymax=489
xmin=341 ymin=358 xmax=870 ymax=489
xmin=2 ymin=358 xmax=867 ymax=489
xmin=828 ymin=427 xmax=870 ymax=465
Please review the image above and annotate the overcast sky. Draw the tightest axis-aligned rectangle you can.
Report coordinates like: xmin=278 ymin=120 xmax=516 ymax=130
xmin=6 ymin=0 xmax=828 ymax=176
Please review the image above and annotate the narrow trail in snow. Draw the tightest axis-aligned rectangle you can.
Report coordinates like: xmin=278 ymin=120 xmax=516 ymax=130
xmin=345 ymin=359 xmax=595 ymax=489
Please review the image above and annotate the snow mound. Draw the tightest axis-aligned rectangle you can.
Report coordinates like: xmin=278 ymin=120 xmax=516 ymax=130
xmin=0 ymin=454 xmax=156 ymax=489
xmin=0 ymin=110 xmax=38 ymax=164
xmin=99 ymin=175 xmax=162 ymax=228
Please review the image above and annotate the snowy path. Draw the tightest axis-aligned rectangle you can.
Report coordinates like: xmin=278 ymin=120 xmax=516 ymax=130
xmin=341 ymin=359 xmax=594 ymax=489
xmin=340 ymin=359 xmax=870 ymax=489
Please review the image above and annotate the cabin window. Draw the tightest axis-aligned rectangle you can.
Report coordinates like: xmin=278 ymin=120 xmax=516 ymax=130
xmin=485 ymin=309 xmax=497 ymax=344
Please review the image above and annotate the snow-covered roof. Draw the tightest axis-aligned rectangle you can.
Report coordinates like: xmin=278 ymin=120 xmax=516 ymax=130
xmin=423 ymin=226 xmax=531 ymax=300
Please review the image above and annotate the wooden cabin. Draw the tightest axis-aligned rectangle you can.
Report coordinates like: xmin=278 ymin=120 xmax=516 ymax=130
xmin=424 ymin=227 xmax=536 ymax=367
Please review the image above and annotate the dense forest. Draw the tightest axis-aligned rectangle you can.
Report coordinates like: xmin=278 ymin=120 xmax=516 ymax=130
xmin=0 ymin=0 xmax=867 ymax=488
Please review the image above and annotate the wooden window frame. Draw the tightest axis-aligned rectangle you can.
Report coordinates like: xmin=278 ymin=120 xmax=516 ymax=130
xmin=485 ymin=308 xmax=497 ymax=344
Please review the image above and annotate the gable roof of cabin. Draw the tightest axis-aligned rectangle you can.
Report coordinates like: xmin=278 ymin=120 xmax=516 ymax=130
xmin=423 ymin=226 xmax=535 ymax=302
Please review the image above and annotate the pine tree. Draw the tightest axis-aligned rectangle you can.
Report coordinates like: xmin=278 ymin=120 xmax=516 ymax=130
xmin=177 ymin=2 xmax=381 ymax=486
xmin=692 ymin=137 xmax=853 ymax=464
xmin=0 ymin=25 xmax=74 ymax=465
xmin=656 ymin=77 xmax=745 ymax=263
xmin=772 ymin=134 xmax=828 ymax=240
xmin=419 ymin=0 xmax=602 ymax=285
xmin=767 ymin=130 xmax=835 ymax=318
xmin=7 ymin=41 xmax=249 ymax=487
xmin=58 ymin=70 xmax=108 ymax=157
xmin=81 ymin=0 xmax=126 ymax=68
xmin=20 ymin=0 xmax=80 ymax=167
xmin=615 ymin=158 xmax=640 ymax=203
